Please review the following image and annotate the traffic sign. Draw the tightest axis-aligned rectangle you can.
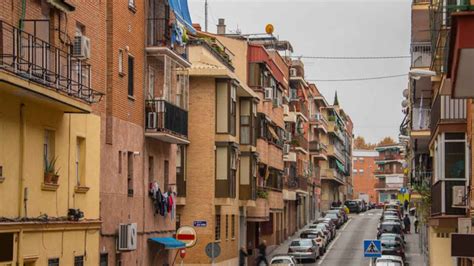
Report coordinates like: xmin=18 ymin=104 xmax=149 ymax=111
xmin=205 ymin=242 xmax=221 ymax=259
xmin=176 ymin=226 xmax=197 ymax=248
xmin=363 ymin=240 xmax=382 ymax=258
xmin=400 ymin=187 xmax=407 ymax=194
xmin=193 ymin=220 xmax=207 ymax=227
xmin=179 ymin=248 xmax=186 ymax=259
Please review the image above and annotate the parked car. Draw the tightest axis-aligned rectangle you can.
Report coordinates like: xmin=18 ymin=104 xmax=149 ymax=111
xmin=380 ymin=239 xmax=405 ymax=261
xmin=381 ymin=210 xmax=401 ymax=220
xmin=344 ymin=200 xmax=361 ymax=213
xmin=287 ymin=238 xmax=320 ymax=263
xmin=314 ymin=218 xmax=336 ymax=239
xmin=379 ymin=233 xmax=406 ymax=247
xmin=375 ymin=255 xmax=405 ymax=266
xmin=309 ymin=222 xmax=333 ymax=241
xmin=270 ymin=255 xmax=297 ymax=266
xmin=377 ymin=222 xmax=404 ymax=239
xmin=300 ymin=229 xmax=327 ymax=254
xmin=329 ymin=207 xmax=348 ymax=222
xmin=324 ymin=212 xmax=342 ymax=228
xmin=384 ymin=203 xmax=401 ymax=213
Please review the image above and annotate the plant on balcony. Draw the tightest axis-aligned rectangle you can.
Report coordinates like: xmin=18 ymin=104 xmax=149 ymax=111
xmin=44 ymin=157 xmax=60 ymax=184
xmin=290 ymin=139 xmax=300 ymax=146
xmin=257 ymin=190 xmax=269 ymax=199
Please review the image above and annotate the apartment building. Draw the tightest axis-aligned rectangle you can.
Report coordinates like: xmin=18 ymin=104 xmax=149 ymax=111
xmin=352 ymin=150 xmax=379 ymax=203
xmin=403 ymin=0 xmax=474 ymax=265
xmin=320 ymin=95 xmax=353 ymax=211
xmin=373 ymin=144 xmax=406 ymax=203
xmin=99 ymin=0 xmax=193 ymax=265
xmin=0 ymin=1 xmax=105 ymax=265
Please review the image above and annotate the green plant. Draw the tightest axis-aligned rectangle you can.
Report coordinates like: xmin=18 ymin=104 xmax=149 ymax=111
xmin=413 ymin=183 xmax=431 ymax=224
xmin=257 ymin=190 xmax=269 ymax=199
xmin=44 ymin=156 xmax=60 ymax=176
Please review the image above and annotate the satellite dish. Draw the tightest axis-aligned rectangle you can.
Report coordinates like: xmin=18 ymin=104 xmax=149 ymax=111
xmin=265 ymin=24 xmax=274 ymax=35
xmin=401 ymin=99 xmax=408 ymax=108
xmin=403 ymin=89 xmax=409 ymax=98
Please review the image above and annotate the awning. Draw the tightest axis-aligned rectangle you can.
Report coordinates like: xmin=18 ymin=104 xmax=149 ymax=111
xmin=169 ymin=0 xmax=196 ymax=34
xmin=148 ymin=237 xmax=185 ymax=249
xmin=46 ymin=0 xmax=75 ymax=12
xmin=268 ymin=126 xmax=279 ymax=140
xmin=335 ymin=160 xmax=345 ymax=173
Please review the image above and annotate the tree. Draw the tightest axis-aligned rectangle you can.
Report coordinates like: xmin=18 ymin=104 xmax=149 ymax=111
xmin=333 ymin=91 xmax=339 ymax=106
xmin=353 ymin=136 xmax=376 ymax=150
xmin=377 ymin=136 xmax=396 ymax=146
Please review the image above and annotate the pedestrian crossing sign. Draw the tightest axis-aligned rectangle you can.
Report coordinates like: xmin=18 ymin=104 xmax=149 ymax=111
xmin=363 ymin=240 xmax=382 ymax=258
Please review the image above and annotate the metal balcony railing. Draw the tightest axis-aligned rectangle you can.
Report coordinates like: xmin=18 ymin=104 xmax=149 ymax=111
xmin=374 ymin=180 xmax=386 ymax=189
xmin=412 ymin=107 xmax=431 ymax=130
xmin=0 ymin=20 xmax=103 ymax=103
xmin=146 ymin=17 xmax=188 ymax=59
xmin=293 ymin=134 xmax=309 ymax=151
xmin=145 ymin=99 xmax=188 ymax=137
xmin=430 ymin=94 xmax=467 ymax=135
xmin=411 ymin=42 xmax=432 ymax=68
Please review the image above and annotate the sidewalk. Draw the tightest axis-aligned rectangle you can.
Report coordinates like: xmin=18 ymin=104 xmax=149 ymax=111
xmin=405 ymin=219 xmax=425 ymax=266
xmin=267 ymin=222 xmax=314 ymax=259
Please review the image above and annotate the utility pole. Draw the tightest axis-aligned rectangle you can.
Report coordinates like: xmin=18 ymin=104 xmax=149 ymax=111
xmin=205 ymin=0 xmax=208 ymax=32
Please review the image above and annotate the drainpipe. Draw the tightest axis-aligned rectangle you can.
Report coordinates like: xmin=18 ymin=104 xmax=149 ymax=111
xmin=18 ymin=104 xmax=25 ymax=217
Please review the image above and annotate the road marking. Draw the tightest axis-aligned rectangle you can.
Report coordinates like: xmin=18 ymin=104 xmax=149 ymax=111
xmin=368 ymin=213 xmax=373 ymax=216
xmin=360 ymin=213 xmax=365 ymax=216
xmin=317 ymin=219 xmax=352 ymax=265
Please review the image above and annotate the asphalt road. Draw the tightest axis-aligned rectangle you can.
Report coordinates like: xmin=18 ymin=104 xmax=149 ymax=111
xmin=317 ymin=208 xmax=381 ymax=266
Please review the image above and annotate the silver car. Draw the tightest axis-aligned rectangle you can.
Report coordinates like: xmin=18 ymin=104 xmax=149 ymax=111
xmin=287 ymin=238 xmax=319 ymax=262
xmin=270 ymin=255 xmax=298 ymax=266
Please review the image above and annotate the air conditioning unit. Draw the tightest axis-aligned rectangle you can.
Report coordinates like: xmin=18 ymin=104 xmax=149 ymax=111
xmin=452 ymin=186 xmax=467 ymax=207
xmin=283 ymin=144 xmax=290 ymax=154
xmin=290 ymin=68 xmax=297 ymax=77
xmin=147 ymin=112 xmax=157 ymax=129
xmin=72 ymin=35 xmax=91 ymax=59
xmin=264 ymin=87 xmax=273 ymax=100
xmin=286 ymin=131 xmax=292 ymax=142
xmin=315 ymin=113 xmax=322 ymax=121
xmin=118 ymin=223 xmax=137 ymax=251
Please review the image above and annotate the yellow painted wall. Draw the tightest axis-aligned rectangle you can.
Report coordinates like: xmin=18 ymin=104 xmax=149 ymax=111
xmin=429 ymin=227 xmax=455 ymax=266
xmin=0 ymin=87 xmax=101 ymax=265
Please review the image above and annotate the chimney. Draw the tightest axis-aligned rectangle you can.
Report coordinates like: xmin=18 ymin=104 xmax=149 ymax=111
xmin=217 ymin=18 xmax=226 ymax=35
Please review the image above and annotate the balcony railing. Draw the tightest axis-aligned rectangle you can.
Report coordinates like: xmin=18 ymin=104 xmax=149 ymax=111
xmin=430 ymin=94 xmax=467 ymax=135
xmin=145 ymin=99 xmax=188 ymax=137
xmin=286 ymin=176 xmax=308 ymax=191
xmin=374 ymin=180 xmax=386 ymax=189
xmin=376 ymin=154 xmax=403 ymax=161
xmin=292 ymin=134 xmax=309 ymax=151
xmin=146 ymin=18 xmax=188 ymax=59
xmin=411 ymin=42 xmax=432 ymax=68
xmin=309 ymin=141 xmax=328 ymax=153
xmin=0 ymin=20 xmax=103 ymax=103
xmin=431 ymin=180 xmax=467 ymax=217
xmin=412 ymin=107 xmax=431 ymax=130
xmin=411 ymin=171 xmax=432 ymax=187
xmin=374 ymin=168 xmax=403 ymax=175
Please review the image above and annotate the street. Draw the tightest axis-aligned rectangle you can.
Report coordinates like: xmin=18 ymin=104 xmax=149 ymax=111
xmin=269 ymin=208 xmax=423 ymax=266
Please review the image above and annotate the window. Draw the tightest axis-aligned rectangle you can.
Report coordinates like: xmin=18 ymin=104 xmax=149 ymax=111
xmin=215 ymin=214 xmax=221 ymax=241
xmin=118 ymin=151 xmax=122 ymax=174
xmin=127 ymin=152 xmax=133 ymax=196
xmin=0 ymin=233 xmax=13 ymax=262
xmin=44 ymin=129 xmax=55 ymax=172
xmin=445 ymin=133 xmax=466 ymax=179
xmin=176 ymin=145 xmax=186 ymax=196
xmin=164 ymin=160 xmax=169 ymax=192
xmin=359 ymin=169 xmax=364 ymax=173
xmin=230 ymin=84 xmax=237 ymax=136
xmin=352 ymin=169 xmax=357 ymax=174
xmin=225 ymin=215 xmax=229 ymax=240
xmin=148 ymin=156 xmax=154 ymax=181
xmin=100 ymin=254 xmax=108 ymax=266
xmin=128 ymin=55 xmax=134 ymax=97
xmin=231 ymin=214 xmax=235 ymax=239
xmin=359 ymin=157 xmax=364 ymax=162
xmin=74 ymin=256 xmax=84 ymax=266
xmin=48 ymin=258 xmax=59 ymax=266
xmin=240 ymin=99 xmax=251 ymax=145
xmin=118 ymin=49 xmax=124 ymax=75
xmin=76 ymin=137 xmax=85 ymax=186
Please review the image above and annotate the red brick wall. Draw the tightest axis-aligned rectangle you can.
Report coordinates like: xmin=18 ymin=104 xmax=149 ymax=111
xmin=352 ymin=154 xmax=378 ymax=203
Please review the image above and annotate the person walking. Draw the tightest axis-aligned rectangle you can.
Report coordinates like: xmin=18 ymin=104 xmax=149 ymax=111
xmin=414 ymin=216 xmax=419 ymax=234
xmin=256 ymin=240 xmax=269 ymax=266
xmin=404 ymin=199 xmax=409 ymax=213
xmin=403 ymin=214 xmax=411 ymax=234
xmin=239 ymin=245 xmax=248 ymax=266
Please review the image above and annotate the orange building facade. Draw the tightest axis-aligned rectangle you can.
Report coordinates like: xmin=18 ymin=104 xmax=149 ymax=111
xmin=352 ymin=150 xmax=378 ymax=203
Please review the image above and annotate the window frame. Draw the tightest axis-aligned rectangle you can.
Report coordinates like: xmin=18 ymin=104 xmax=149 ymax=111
xmin=127 ymin=151 xmax=134 ymax=197
xmin=75 ymin=137 xmax=86 ymax=187
xmin=118 ymin=49 xmax=124 ymax=76
xmin=215 ymin=214 xmax=221 ymax=241
xmin=127 ymin=54 xmax=135 ymax=98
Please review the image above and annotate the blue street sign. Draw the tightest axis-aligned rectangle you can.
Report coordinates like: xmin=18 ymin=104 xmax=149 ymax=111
xmin=193 ymin=220 xmax=207 ymax=227
xmin=363 ymin=240 xmax=382 ymax=258
xmin=400 ymin=187 xmax=407 ymax=194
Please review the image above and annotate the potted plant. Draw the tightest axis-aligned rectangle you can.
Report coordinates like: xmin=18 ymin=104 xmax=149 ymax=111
xmin=44 ymin=157 xmax=60 ymax=184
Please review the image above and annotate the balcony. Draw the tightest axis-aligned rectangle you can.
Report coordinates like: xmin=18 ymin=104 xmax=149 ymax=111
xmin=286 ymin=176 xmax=309 ymax=192
xmin=145 ymin=100 xmax=189 ymax=144
xmin=310 ymin=113 xmax=328 ymax=133
xmin=146 ymin=18 xmax=191 ymax=67
xmin=374 ymin=180 xmax=386 ymax=189
xmin=321 ymin=168 xmax=344 ymax=185
xmin=412 ymin=107 xmax=431 ymax=131
xmin=411 ymin=171 xmax=432 ymax=187
xmin=411 ymin=42 xmax=432 ymax=68
xmin=247 ymin=197 xmax=270 ymax=222
xmin=374 ymin=168 xmax=403 ymax=176
xmin=327 ymin=145 xmax=344 ymax=162
xmin=290 ymin=100 xmax=309 ymax=121
xmin=309 ymin=141 xmax=328 ymax=160
xmin=430 ymin=94 xmax=467 ymax=135
xmin=292 ymin=134 xmax=308 ymax=152
xmin=0 ymin=20 xmax=102 ymax=112
xmin=431 ymin=180 xmax=467 ymax=217
xmin=376 ymin=153 xmax=403 ymax=161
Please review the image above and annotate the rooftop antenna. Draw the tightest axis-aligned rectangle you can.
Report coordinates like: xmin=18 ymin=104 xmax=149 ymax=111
xmin=205 ymin=0 xmax=208 ymax=32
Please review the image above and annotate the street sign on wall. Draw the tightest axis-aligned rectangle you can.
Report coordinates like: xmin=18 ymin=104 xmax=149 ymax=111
xmin=193 ymin=220 xmax=207 ymax=227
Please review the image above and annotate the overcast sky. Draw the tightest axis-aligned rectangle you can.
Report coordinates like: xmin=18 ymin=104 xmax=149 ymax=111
xmin=188 ymin=0 xmax=411 ymax=144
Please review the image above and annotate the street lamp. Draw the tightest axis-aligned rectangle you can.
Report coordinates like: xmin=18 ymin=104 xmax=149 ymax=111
xmin=408 ymin=69 xmax=436 ymax=80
